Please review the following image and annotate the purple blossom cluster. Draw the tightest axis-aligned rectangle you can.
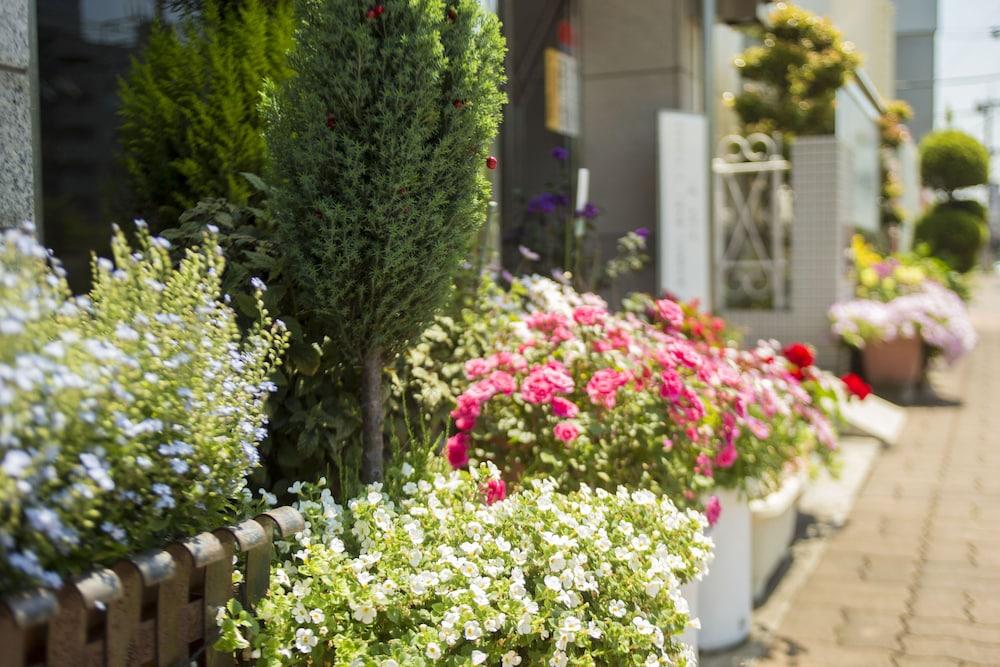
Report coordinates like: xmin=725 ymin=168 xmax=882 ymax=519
xmin=829 ymin=281 xmax=977 ymax=363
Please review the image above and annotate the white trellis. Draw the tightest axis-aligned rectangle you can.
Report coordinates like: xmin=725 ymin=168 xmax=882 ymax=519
xmin=713 ymin=133 xmax=791 ymax=310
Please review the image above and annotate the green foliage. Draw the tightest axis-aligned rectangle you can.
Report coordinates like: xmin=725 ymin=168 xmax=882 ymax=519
xmin=730 ymin=3 xmax=860 ymax=137
xmin=263 ymin=0 xmax=506 ymax=482
xmin=914 ymin=202 xmax=988 ymax=273
xmin=919 ymin=129 xmax=990 ymax=194
xmin=118 ymin=0 xmax=293 ymax=229
xmin=265 ymin=0 xmax=505 ymax=361
xmin=0 ymin=223 xmax=287 ymax=592
xmin=215 ymin=463 xmax=711 ymax=665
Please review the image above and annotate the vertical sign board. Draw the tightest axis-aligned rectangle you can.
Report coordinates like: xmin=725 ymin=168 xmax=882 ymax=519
xmin=545 ymin=49 xmax=580 ymax=137
xmin=657 ymin=111 xmax=710 ymax=304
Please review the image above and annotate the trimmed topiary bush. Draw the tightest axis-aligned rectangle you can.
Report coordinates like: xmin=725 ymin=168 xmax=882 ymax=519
xmin=914 ymin=202 xmax=987 ymax=273
xmin=729 ymin=3 xmax=860 ymax=138
xmin=919 ymin=130 xmax=989 ymax=194
xmin=263 ymin=0 xmax=506 ymax=483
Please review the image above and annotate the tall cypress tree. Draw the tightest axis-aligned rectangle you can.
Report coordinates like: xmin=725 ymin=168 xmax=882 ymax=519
xmin=263 ymin=0 xmax=505 ymax=483
xmin=118 ymin=0 xmax=293 ymax=229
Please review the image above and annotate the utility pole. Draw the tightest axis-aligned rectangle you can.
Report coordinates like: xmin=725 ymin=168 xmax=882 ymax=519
xmin=975 ymin=98 xmax=1000 ymax=155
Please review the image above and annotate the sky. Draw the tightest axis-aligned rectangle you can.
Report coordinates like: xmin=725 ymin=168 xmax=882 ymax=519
xmin=935 ymin=0 xmax=1000 ymax=159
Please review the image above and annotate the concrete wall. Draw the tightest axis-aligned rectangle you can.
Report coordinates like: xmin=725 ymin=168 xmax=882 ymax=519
xmin=895 ymin=0 xmax=937 ymax=142
xmin=0 ymin=0 xmax=39 ymax=230
xmin=579 ymin=0 xmax=700 ymax=295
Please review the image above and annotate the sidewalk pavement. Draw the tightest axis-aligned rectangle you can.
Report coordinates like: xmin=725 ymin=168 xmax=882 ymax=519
xmin=712 ymin=275 xmax=1000 ymax=667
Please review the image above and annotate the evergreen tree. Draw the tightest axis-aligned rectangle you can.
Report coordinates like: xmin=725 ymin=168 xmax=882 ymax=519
xmin=118 ymin=0 xmax=293 ymax=229
xmin=264 ymin=0 xmax=506 ymax=483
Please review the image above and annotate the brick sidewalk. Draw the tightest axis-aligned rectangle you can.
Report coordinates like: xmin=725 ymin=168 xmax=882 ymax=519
xmin=754 ymin=277 xmax=1000 ymax=667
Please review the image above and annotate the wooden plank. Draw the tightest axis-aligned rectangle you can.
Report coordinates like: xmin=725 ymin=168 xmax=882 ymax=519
xmin=205 ymin=533 xmax=236 ymax=667
xmin=156 ymin=545 xmax=191 ymax=667
xmin=0 ymin=603 xmax=28 ymax=667
xmin=45 ymin=569 xmax=120 ymax=667
xmin=243 ymin=519 xmax=274 ymax=611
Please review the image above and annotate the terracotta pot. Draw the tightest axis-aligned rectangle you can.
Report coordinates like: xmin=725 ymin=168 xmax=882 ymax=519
xmin=862 ymin=337 xmax=924 ymax=386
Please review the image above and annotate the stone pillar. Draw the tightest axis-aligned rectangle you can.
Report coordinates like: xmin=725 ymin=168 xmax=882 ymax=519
xmin=0 ymin=0 xmax=39 ymax=230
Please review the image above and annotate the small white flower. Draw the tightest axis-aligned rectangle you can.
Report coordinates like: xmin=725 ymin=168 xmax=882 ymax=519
xmin=609 ymin=599 xmax=626 ymax=618
xmin=471 ymin=650 xmax=488 ymax=665
xmin=294 ymin=627 xmax=318 ymax=653
xmin=502 ymin=650 xmax=522 ymax=667
xmin=425 ymin=642 xmax=442 ymax=660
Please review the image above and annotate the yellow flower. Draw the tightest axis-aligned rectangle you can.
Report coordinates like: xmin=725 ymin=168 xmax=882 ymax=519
xmin=860 ymin=268 xmax=879 ymax=287
xmin=896 ymin=266 xmax=924 ymax=285
xmin=881 ymin=277 xmax=896 ymax=292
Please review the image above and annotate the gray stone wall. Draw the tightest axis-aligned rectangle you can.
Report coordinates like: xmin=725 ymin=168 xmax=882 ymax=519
xmin=0 ymin=0 xmax=37 ymax=230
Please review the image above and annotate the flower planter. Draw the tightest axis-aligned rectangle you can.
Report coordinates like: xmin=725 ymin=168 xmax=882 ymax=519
xmin=698 ymin=487 xmax=752 ymax=651
xmin=862 ymin=337 xmax=924 ymax=386
xmin=0 ymin=507 xmax=303 ymax=667
xmin=679 ymin=579 xmax=700 ymax=651
xmin=750 ymin=472 xmax=805 ymax=603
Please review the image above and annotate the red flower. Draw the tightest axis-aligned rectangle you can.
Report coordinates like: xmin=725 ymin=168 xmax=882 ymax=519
xmin=841 ymin=373 xmax=872 ymax=400
xmin=325 ymin=112 xmax=336 ymax=129
xmin=782 ymin=342 xmax=815 ymax=369
xmin=486 ymin=156 xmax=498 ymax=170
xmin=482 ymin=478 xmax=506 ymax=505
xmin=452 ymin=99 xmax=464 ymax=109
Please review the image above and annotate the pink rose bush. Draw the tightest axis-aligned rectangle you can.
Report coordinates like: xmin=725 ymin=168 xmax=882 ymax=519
xmin=438 ymin=276 xmax=842 ymax=520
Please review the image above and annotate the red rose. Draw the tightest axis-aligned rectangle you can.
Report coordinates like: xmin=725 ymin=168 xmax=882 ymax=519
xmin=782 ymin=342 xmax=815 ymax=369
xmin=486 ymin=155 xmax=498 ymax=170
xmin=841 ymin=373 xmax=872 ymax=400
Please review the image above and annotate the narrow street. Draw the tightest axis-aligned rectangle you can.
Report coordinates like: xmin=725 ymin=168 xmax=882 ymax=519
xmin=756 ymin=275 xmax=1000 ymax=666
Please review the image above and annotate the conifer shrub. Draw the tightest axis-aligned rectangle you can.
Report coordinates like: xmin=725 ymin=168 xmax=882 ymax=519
xmin=263 ymin=0 xmax=506 ymax=483
xmin=729 ymin=3 xmax=860 ymax=138
xmin=919 ymin=129 xmax=990 ymax=194
xmin=914 ymin=203 xmax=987 ymax=273
xmin=118 ymin=0 xmax=293 ymax=229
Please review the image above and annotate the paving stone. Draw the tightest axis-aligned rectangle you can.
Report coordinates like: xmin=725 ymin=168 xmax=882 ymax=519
xmin=900 ymin=634 xmax=1000 ymax=663
xmin=906 ymin=616 xmax=1000 ymax=643
xmin=910 ymin=584 xmax=971 ymax=620
xmin=835 ymin=608 xmax=903 ymax=650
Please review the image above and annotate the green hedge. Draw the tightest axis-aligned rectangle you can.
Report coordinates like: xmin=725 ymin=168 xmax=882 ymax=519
xmin=914 ymin=202 xmax=988 ymax=273
xmin=919 ymin=130 xmax=989 ymax=194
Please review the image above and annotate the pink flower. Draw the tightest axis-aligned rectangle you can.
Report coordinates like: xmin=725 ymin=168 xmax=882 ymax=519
xmin=695 ymin=453 xmax=714 ymax=478
xmin=655 ymin=299 xmax=684 ymax=328
xmin=482 ymin=478 xmax=507 ymax=505
xmin=466 ymin=380 xmax=497 ymax=404
xmin=553 ymin=421 xmax=581 ymax=443
xmin=705 ymin=495 xmax=722 ymax=526
xmin=551 ymin=326 xmax=574 ymax=343
xmin=715 ymin=443 xmax=738 ymax=468
xmin=551 ymin=396 xmax=579 ymax=418
xmin=662 ymin=437 xmax=673 ymax=451
xmin=572 ymin=306 xmax=606 ymax=326
xmin=519 ymin=363 xmax=574 ymax=405
xmin=586 ymin=368 xmax=627 ymax=409
xmin=446 ymin=433 xmax=470 ymax=468
xmin=489 ymin=370 xmax=516 ymax=395
xmin=659 ymin=368 xmax=683 ymax=401
xmin=464 ymin=358 xmax=493 ymax=380
xmin=450 ymin=394 xmax=481 ymax=431
xmin=526 ymin=311 xmax=569 ymax=336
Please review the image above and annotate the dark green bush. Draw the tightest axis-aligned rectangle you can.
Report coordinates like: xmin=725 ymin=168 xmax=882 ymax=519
xmin=919 ymin=130 xmax=989 ymax=194
xmin=914 ymin=203 xmax=988 ymax=273
xmin=118 ymin=0 xmax=293 ymax=230
xmin=263 ymin=0 xmax=506 ymax=483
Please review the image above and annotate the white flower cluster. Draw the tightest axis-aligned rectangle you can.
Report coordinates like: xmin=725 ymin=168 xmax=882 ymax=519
xmin=216 ymin=463 xmax=713 ymax=666
xmin=0 ymin=223 xmax=287 ymax=591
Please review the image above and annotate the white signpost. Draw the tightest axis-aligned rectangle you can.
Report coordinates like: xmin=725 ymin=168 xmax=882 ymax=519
xmin=657 ymin=111 xmax=710 ymax=304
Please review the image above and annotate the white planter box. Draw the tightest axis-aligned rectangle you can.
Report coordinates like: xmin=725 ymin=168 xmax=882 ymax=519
xmin=697 ymin=487 xmax=752 ymax=651
xmin=750 ymin=472 xmax=805 ymax=603
xmin=679 ymin=579 xmax=700 ymax=652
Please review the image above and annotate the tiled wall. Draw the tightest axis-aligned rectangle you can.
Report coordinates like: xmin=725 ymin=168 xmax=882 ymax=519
xmin=723 ymin=136 xmax=854 ymax=371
